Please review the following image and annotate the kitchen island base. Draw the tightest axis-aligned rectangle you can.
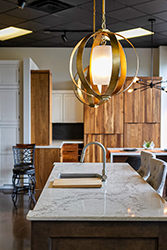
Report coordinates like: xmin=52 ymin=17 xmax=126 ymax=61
xmin=28 ymin=163 xmax=167 ymax=250
xmin=31 ymin=220 xmax=167 ymax=250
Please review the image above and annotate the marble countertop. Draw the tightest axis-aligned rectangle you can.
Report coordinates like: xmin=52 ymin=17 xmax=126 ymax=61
xmin=35 ymin=140 xmax=83 ymax=149
xmin=27 ymin=162 xmax=167 ymax=221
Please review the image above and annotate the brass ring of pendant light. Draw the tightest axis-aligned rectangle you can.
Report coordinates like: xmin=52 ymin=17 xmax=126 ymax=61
xmin=70 ymin=30 xmax=139 ymax=107
xmin=113 ymin=32 xmax=140 ymax=94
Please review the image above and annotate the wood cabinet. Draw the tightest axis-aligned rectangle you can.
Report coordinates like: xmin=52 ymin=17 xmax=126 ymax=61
xmin=61 ymin=143 xmax=83 ymax=162
xmin=52 ymin=90 xmax=83 ymax=123
xmin=35 ymin=148 xmax=61 ymax=189
xmin=31 ymin=70 xmax=52 ymax=146
xmin=84 ymin=77 xmax=161 ymax=162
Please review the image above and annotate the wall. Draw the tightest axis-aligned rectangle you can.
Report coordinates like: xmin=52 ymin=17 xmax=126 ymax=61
xmin=0 ymin=46 xmax=165 ymax=147
xmin=0 ymin=47 xmax=159 ymax=90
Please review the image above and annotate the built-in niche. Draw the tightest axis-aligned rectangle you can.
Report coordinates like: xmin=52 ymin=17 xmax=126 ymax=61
xmin=52 ymin=123 xmax=84 ymax=140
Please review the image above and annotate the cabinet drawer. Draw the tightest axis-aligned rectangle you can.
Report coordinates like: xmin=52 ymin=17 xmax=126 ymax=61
xmin=62 ymin=151 xmax=78 ymax=162
xmin=62 ymin=144 xmax=78 ymax=152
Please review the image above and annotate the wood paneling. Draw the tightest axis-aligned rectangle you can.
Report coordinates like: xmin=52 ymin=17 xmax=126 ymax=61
xmin=84 ymin=134 xmax=104 ymax=162
xmin=84 ymin=105 xmax=95 ymax=134
xmin=95 ymin=105 xmax=104 ymax=134
xmin=104 ymin=97 xmax=114 ymax=134
xmin=104 ymin=134 xmax=123 ymax=148
xmin=124 ymin=79 xmax=145 ymax=123
xmin=32 ymin=221 xmax=167 ymax=250
xmin=31 ymin=70 xmax=52 ymax=146
xmin=124 ymin=123 xmax=143 ymax=148
xmin=84 ymin=77 xmax=161 ymax=162
xmin=84 ymin=134 xmax=94 ymax=162
xmin=104 ymin=93 xmax=123 ymax=134
xmin=142 ymin=123 xmax=160 ymax=147
xmin=35 ymin=148 xmax=61 ymax=189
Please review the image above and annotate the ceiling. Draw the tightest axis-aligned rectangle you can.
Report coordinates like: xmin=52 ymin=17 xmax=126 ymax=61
xmin=1 ymin=0 xmax=167 ymax=48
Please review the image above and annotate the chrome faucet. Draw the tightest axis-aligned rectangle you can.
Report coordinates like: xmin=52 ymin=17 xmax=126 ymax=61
xmin=80 ymin=141 xmax=107 ymax=182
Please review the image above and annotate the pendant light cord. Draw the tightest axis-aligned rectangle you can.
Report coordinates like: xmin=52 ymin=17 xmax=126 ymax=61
xmin=149 ymin=18 xmax=156 ymax=84
xmin=93 ymin=0 xmax=96 ymax=33
xmin=151 ymin=20 xmax=153 ymax=84
xmin=101 ymin=0 xmax=106 ymax=29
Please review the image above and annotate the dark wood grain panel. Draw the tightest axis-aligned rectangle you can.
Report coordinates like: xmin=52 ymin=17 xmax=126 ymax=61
xmin=32 ymin=221 xmax=167 ymax=250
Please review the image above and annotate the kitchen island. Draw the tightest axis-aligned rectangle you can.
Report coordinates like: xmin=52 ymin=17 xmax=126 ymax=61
xmin=27 ymin=162 xmax=167 ymax=250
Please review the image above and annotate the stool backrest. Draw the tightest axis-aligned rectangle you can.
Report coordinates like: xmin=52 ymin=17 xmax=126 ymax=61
xmin=137 ymin=151 xmax=155 ymax=180
xmin=13 ymin=145 xmax=35 ymax=166
xmin=147 ymin=158 xmax=167 ymax=197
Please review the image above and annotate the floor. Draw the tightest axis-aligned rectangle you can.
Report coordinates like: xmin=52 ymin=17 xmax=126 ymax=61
xmin=0 ymin=189 xmax=41 ymax=250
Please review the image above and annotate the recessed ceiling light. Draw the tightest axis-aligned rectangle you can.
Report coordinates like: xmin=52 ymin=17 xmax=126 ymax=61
xmin=116 ymin=27 xmax=153 ymax=40
xmin=0 ymin=26 xmax=32 ymax=41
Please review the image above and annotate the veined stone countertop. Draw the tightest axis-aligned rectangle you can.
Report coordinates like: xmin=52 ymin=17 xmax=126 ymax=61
xmin=35 ymin=140 xmax=83 ymax=149
xmin=27 ymin=163 xmax=167 ymax=221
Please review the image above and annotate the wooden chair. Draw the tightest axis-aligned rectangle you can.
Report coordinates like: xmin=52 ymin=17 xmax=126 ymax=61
xmin=147 ymin=158 xmax=167 ymax=197
xmin=12 ymin=144 xmax=36 ymax=205
xmin=137 ymin=151 xmax=155 ymax=180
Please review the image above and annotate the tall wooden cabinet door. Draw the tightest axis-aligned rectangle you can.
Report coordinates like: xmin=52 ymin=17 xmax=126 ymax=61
xmin=31 ymin=70 xmax=52 ymax=146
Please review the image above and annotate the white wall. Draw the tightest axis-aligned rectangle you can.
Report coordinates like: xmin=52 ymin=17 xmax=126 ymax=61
xmin=0 ymin=47 xmax=159 ymax=90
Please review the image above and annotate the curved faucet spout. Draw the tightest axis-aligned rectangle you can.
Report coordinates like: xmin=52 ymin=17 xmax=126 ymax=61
xmin=80 ymin=141 xmax=107 ymax=181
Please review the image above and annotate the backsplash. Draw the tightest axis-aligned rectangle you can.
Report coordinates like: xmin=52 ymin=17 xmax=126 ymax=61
xmin=52 ymin=123 xmax=84 ymax=140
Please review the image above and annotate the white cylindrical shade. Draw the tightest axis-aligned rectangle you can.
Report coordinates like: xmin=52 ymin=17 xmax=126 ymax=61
xmin=91 ymin=45 xmax=112 ymax=85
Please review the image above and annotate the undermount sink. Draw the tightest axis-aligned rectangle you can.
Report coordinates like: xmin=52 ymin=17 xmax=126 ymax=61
xmin=52 ymin=173 xmax=103 ymax=188
xmin=58 ymin=173 xmax=102 ymax=179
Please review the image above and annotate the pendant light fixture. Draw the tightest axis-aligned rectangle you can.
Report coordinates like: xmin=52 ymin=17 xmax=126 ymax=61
xmin=128 ymin=18 xmax=167 ymax=93
xmin=69 ymin=0 xmax=139 ymax=108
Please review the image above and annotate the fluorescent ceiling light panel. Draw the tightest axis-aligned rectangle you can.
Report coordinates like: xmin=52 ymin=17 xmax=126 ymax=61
xmin=0 ymin=26 xmax=32 ymax=41
xmin=115 ymin=28 xmax=153 ymax=40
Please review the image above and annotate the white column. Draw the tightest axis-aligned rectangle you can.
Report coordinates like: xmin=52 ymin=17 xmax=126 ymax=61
xmin=23 ymin=58 xmax=39 ymax=143
xmin=159 ymin=46 xmax=167 ymax=148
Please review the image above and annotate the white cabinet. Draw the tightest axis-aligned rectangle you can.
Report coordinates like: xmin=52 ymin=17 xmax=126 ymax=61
xmin=0 ymin=61 xmax=21 ymax=186
xmin=52 ymin=90 xmax=83 ymax=123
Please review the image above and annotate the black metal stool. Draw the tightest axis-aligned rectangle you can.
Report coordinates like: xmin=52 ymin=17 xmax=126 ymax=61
xmin=12 ymin=144 xmax=36 ymax=205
